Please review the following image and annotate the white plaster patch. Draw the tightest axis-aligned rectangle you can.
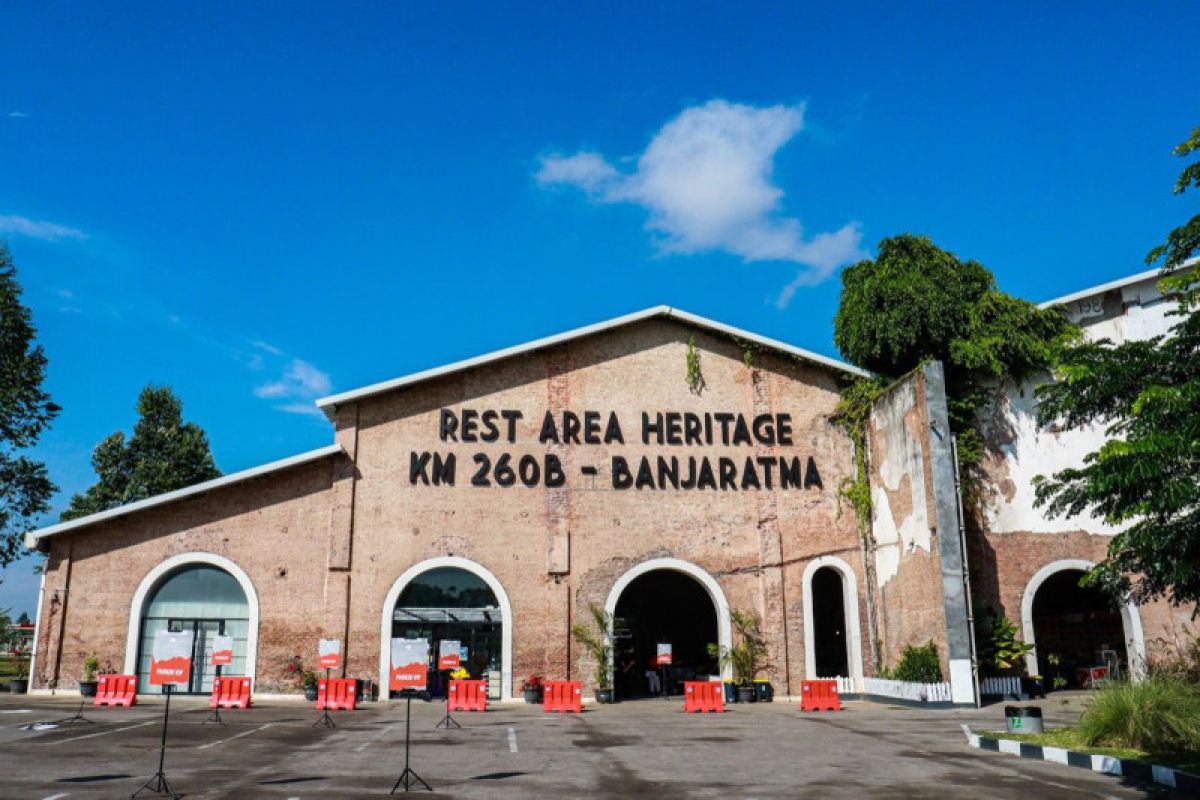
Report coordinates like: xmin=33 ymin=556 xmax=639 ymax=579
xmin=870 ymin=379 xmax=932 ymax=587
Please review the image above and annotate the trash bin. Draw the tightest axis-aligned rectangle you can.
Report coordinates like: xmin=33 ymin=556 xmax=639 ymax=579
xmin=723 ymin=681 xmax=737 ymax=704
xmin=1005 ymin=705 xmax=1043 ymax=734
xmin=753 ymin=679 xmax=773 ymax=703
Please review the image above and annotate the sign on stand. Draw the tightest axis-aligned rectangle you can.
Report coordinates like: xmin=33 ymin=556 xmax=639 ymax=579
xmin=318 ymin=638 xmax=342 ymax=670
xmin=656 ymin=643 xmax=673 ymax=666
xmin=390 ymin=638 xmax=429 ymax=691
xmin=150 ymin=630 xmax=195 ymax=687
xmin=438 ymin=640 xmax=462 ymax=671
xmin=211 ymin=634 xmax=234 ymax=667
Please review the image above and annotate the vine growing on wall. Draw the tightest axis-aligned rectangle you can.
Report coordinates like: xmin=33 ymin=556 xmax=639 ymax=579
xmin=832 ymin=376 xmax=887 ymax=527
xmin=685 ymin=336 xmax=706 ymax=394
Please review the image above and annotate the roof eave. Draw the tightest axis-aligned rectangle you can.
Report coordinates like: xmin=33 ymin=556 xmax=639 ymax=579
xmin=314 ymin=305 xmax=869 ymax=415
xmin=25 ymin=444 xmax=345 ymax=549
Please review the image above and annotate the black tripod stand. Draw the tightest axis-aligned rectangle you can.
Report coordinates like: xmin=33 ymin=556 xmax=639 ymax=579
xmin=132 ymin=685 xmax=179 ymax=799
xmin=203 ymin=669 xmax=225 ymax=725
xmin=434 ymin=670 xmax=460 ymax=729
xmin=392 ymin=690 xmax=432 ymax=793
xmin=312 ymin=668 xmax=335 ymax=728
xmin=54 ymin=698 xmax=94 ymax=725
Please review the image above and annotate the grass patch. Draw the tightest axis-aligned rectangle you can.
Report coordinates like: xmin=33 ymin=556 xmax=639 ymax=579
xmin=982 ymin=728 xmax=1200 ymax=775
xmin=1077 ymin=677 xmax=1200 ymax=753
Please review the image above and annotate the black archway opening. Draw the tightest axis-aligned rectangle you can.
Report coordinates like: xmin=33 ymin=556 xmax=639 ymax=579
xmin=812 ymin=567 xmax=849 ymax=678
xmin=391 ymin=567 xmax=501 ymax=698
xmin=613 ymin=570 xmax=719 ymax=699
xmin=1033 ymin=569 xmax=1128 ymax=686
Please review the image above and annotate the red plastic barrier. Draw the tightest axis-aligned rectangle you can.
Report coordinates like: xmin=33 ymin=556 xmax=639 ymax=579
xmin=94 ymin=674 xmax=138 ymax=707
xmin=209 ymin=676 xmax=253 ymax=709
xmin=448 ymin=679 xmax=488 ymax=712
xmin=542 ymin=681 xmax=582 ymax=713
xmin=800 ymin=679 xmax=841 ymax=712
xmin=316 ymin=677 xmax=357 ymax=711
xmin=683 ymin=681 xmax=725 ymax=713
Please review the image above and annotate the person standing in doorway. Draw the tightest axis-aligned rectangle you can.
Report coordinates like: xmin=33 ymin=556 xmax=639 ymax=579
xmin=645 ymin=658 xmax=661 ymax=695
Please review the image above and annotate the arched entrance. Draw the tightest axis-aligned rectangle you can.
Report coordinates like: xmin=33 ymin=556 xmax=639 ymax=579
xmin=126 ymin=554 xmax=256 ymax=695
xmin=380 ymin=557 xmax=513 ymax=701
xmin=801 ymin=556 xmax=864 ymax=682
xmin=1022 ymin=559 xmax=1146 ymax=682
xmin=604 ymin=558 xmax=731 ymax=698
xmin=811 ymin=568 xmax=848 ymax=677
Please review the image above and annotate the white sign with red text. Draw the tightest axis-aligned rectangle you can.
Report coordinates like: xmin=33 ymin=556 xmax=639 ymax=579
xmin=150 ymin=630 xmax=194 ymax=687
xmin=390 ymin=638 xmax=429 ymax=691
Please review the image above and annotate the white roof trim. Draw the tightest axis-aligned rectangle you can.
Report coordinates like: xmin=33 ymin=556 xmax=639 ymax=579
xmin=316 ymin=305 xmax=870 ymax=414
xmin=25 ymin=444 xmax=344 ymax=548
xmin=1038 ymin=260 xmax=1197 ymax=310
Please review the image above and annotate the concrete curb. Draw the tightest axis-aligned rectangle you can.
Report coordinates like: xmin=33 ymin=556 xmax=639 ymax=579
xmin=961 ymin=724 xmax=1200 ymax=793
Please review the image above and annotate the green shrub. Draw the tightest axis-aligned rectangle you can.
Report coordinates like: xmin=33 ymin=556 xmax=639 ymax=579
xmin=885 ymin=641 xmax=943 ymax=683
xmin=1077 ymin=677 xmax=1200 ymax=753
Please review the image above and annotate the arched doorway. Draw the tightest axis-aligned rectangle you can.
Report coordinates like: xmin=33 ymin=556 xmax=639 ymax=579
xmin=811 ymin=568 xmax=848 ymax=677
xmin=604 ymin=558 xmax=731 ymax=699
xmin=1022 ymin=559 xmax=1147 ymax=683
xmin=133 ymin=564 xmax=251 ymax=694
xmin=380 ymin=557 xmax=513 ymax=701
xmin=802 ymin=556 xmax=863 ymax=683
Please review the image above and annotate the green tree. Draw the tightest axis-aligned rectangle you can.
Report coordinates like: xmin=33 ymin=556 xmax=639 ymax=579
xmin=834 ymin=234 xmax=1070 ymax=478
xmin=0 ymin=243 xmax=59 ymax=567
xmin=62 ymin=386 xmax=221 ymax=520
xmin=1034 ymin=125 xmax=1200 ymax=609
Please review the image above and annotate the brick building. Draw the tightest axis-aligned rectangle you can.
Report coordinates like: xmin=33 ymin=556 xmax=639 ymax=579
xmin=22 ymin=277 xmax=1195 ymax=703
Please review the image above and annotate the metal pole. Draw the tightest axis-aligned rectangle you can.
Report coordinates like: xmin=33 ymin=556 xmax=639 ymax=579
xmin=158 ymin=685 xmax=170 ymax=775
xmin=950 ymin=435 xmax=982 ymax=708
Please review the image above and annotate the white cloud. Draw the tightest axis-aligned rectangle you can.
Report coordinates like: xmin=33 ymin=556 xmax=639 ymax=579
xmin=254 ymin=358 xmax=332 ymax=415
xmin=0 ymin=214 xmax=86 ymax=241
xmin=536 ymin=99 xmax=864 ymax=299
xmin=252 ymin=340 xmax=283 ymax=356
xmin=8 ymin=111 xmax=29 ymax=118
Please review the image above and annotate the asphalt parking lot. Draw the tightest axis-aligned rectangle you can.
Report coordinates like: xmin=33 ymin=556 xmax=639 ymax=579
xmin=0 ymin=693 xmax=1181 ymax=799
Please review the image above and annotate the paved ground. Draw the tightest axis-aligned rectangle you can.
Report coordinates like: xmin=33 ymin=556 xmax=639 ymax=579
xmin=0 ymin=693 xmax=1182 ymax=798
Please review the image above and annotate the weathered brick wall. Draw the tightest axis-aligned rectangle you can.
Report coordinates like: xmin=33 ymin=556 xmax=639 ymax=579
xmin=867 ymin=367 xmax=952 ymax=676
xmin=33 ymin=459 xmax=337 ymax=692
xmin=340 ymin=318 xmax=863 ymax=696
xmin=34 ymin=316 xmax=868 ymax=698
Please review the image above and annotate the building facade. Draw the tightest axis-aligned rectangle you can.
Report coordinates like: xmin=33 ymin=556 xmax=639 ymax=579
xmin=24 ymin=278 xmax=1195 ymax=703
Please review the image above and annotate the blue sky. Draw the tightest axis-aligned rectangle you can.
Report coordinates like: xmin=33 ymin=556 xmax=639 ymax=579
xmin=1 ymin=3 xmax=1197 ymax=615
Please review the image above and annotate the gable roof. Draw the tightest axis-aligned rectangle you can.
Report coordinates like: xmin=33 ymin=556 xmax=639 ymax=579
xmin=25 ymin=444 xmax=344 ymax=550
xmin=315 ymin=305 xmax=870 ymax=418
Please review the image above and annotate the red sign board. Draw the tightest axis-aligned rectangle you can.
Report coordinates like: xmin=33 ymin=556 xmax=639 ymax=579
xmin=318 ymin=638 xmax=341 ymax=670
xmin=437 ymin=639 xmax=461 ymax=671
xmin=210 ymin=634 xmax=234 ymax=666
xmin=655 ymin=643 xmax=672 ymax=666
xmin=390 ymin=638 xmax=429 ymax=691
xmin=150 ymin=630 xmax=194 ymax=687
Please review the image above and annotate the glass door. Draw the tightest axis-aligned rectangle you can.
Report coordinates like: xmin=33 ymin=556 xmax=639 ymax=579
xmin=166 ymin=618 xmax=224 ymax=694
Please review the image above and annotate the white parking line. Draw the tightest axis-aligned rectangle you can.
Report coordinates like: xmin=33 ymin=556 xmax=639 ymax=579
xmin=48 ymin=720 xmax=155 ymax=745
xmin=40 ymin=793 xmax=69 ymax=800
xmin=507 ymin=726 xmax=518 ymax=753
xmin=196 ymin=723 xmax=272 ymax=750
xmin=353 ymin=723 xmax=396 ymax=752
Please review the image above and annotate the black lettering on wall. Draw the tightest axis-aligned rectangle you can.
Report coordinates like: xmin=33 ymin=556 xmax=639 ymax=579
xmin=642 ymin=412 xmax=663 ymax=445
xmin=634 ymin=457 xmax=655 ymax=490
xmin=563 ymin=412 xmax=581 ymax=445
xmin=480 ymin=410 xmax=500 ymax=443
xmin=740 ymin=457 xmax=761 ymax=490
xmin=611 ymin=456 xmax=632 ymax=489
xmin=439 ymin=410 xmax=458 ymax=442
xmin=461 ymin=408 xmax=479 ymax=442
xmin=804 ymin=456 xmax=822 ymax=490
xmin=545 ymin=454 xmax=566 ymax=487
xmin=583 ymin=411 xmax=602 ymax=445
xmin=500 ymin=410 xmax=523 ymax=443
xmin=780 ymin=456 xmax=802 ymax=490
xmin=538 ymin=411 xmax=560 ymax=444
xmin=432 ymin=453 xmax=456 ymax=485
xmin=410 ymin=451 xmax=431 ymax=485
xmin=776 ymin=414 xmax=794 ymax=446
xmin=718 ymin=457 xmax=737 ymax=490
xmin=751 ymin=414 xmax=776 ymax=446
xmin=604 ymin=412 xmax=624 ymax=444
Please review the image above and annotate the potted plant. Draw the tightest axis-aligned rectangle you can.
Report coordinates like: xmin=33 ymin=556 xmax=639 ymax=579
xmin=571 ymin=603 xmax=616 ymax=703
xmin=521 ymin=675 xmax=544 ymax=704
xmin=9 ymin=657 xmax=29 ymax=694
xmin=286 ymin=655 xmax=319 ymax=700
xmin=707 ymin=610 xmax=769 ymax=703
xmin=79 ymin=653 xmax=100 ymax=697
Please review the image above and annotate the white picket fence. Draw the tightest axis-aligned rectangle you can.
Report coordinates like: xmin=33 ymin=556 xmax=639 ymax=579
xmin=860 ymin=677 xmax=953 ymax=702
xmin=980 ymin=675 xmax=1022 ymax=697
